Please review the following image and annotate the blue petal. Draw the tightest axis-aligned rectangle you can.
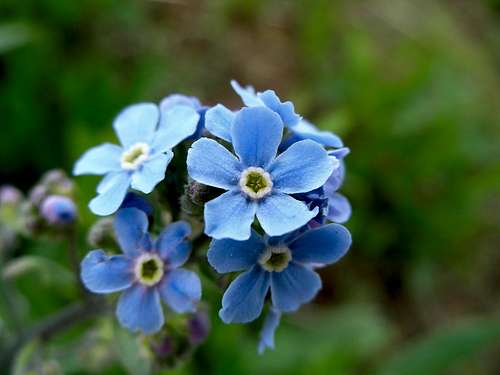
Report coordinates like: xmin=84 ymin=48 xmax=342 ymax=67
xmin=270 ymin=262 xmax=321 ymax=312
xmin=207 ymin=230 xmax=265 ymax=273
xmin=204 ymin=104 xmax=235 ymax=142
xmin=113 ymin=103 xmax=159 ymax=148
xmin=327 ymin=193 xmax=352 ymax=224
xmin=269 ymin=140 xmax=334 ymax=194
xmin=329 ymin=147 xmax=350 ymax=160
xmin=120 ymin=192 xmax=154 ymax=216
xmin=89 ymin=172 xmax=131 ymax=216
xmin=324 ymin=161 xmax=346 ymax=193
xmin=73 ymin=143 xmax=123 ymax=176
xmin=80 ymin=250 xmax=133 ymax=294
xmin=258 ymin=307 xmax=281 ymax=354
xmin=160 ymin=94 xmax=201 ymax=110
xmin=187 ymin=138 xmax=242 ymax=190
xmin=289 ymin=223 xmax=352 ymax=265
xmin=159 ymin=268 xmax=201 ymax=313
xmin=204 ymin=191 xmax=257 ymax=240
xmin=152 ymin=105 xmax=200 ymax=152
xmin=156 ymin=221 xmax=192 ymax=267
xmin=231 ymin=107 xmax=283 ymax=168
xmin=130 ymin=151 xmax=173 ymax=194
xmin=116 ymin=284 xmax=164 ymax=334
xmin=230 ymin=80 xmax=263 ymax=107
xmin=114 ymin=208 xmax=149 ymax=256
xmin=257 ymin=90 xmax=301 ymax=127
xmin=290 ymin=119 xmax=343 ymax=148
xmin=256 ymin=193 xmax=318 ymax=237
xmin=219 ymin=265 xmax=270 ymax=323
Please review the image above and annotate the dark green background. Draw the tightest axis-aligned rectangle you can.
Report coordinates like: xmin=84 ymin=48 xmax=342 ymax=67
xmin=1 ymin=0 xmax=500 ymax=374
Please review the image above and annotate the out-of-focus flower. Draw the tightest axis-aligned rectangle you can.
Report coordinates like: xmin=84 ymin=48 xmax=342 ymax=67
xmin=73 ymin=103 xmax=200 ymax=216
xmin=87 ymin=217 xmax=116 ymax=249
xmin=0 ymin=185 xmax=22 ymax=206
xmin=207 ymin=223 xmax=351 ymax=324
xmin=187 ymin=106 xmax=334 ymax=240
xmin=81 ymin=208 xmax=202 ymax=334
xmin=40 ymin=195 xmax=77 ymax=226
xmin=187 ymin=309 xmax=210 ymax=345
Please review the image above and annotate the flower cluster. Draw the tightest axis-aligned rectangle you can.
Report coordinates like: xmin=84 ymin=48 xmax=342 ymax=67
xmin=74 ymin=83 xmax=352 ymax=353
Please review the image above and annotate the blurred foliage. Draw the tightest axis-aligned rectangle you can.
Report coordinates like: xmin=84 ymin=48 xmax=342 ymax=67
xmin=1 ymin=0 xmax=500 ymax=374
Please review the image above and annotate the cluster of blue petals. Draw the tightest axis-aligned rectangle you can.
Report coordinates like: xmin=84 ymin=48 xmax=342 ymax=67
xmin=74 ymin=84 xmax=352 ymax=352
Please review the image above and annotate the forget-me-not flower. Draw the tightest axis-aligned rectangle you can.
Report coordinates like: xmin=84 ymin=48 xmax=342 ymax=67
xmin=324 ymin=147 xmax=351 ymax=223
xmin=258 ymin=307 xmax=281 ymax=354
xmin=73 ymin=103 xmax=200 ymax=216
xmin=81 ymin=208 xmax=202 ymax=334
xmin=207 ymin=223 xmax=351 ymax=324
xmin=205 ymin=81 xmax=343 ymax=148
xmin=187 ymin=106 xmax=335 ymax=240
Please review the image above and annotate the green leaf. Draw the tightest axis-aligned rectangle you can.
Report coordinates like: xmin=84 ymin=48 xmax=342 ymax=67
xmin=0 ymin=23 xmax=35 ymax=54
xmin=2 ymin=255 xmax=73 ymax=286
xmin=378 ymin=317 xmax=500 ymax=375
xmin=11 ymin=340 xmax=39 ymax=375
xmin=113 ymin=323 xmax=152 ymax=375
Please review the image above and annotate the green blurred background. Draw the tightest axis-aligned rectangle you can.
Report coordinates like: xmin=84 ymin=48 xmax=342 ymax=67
xmin=1 ymin=0 xmax=500 ymax=374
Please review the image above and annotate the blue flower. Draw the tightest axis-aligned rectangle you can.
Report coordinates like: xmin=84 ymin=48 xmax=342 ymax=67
xmin=210 ymin=81 xmax=342 ymax=148
xmin=81 ymin=208 xmax=202 ymax=334
xmin=73 ymin=103 xmax=200 ymax=216
xmin=187 ymin=106 xmax=335 ymax=240
xmin=207 ymin=223 xmax=351 ymax=324
xmin=40 ymin=195 xmax=77 ymax=225
xmin=160 ymin=94 xmax=208 ymax=140
xmin=324 ymin=148 xmax=351 ymax=223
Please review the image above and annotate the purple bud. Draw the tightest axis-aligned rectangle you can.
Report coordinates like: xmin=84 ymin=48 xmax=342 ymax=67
xmin=40 ymin=195 xmax=77 ymax=225
xmin=0 ymin=185 xmax=22 ymax=205
xmin=187 ymin=310 xmax=210 ymax=346
xmin=29 ymin=185 xmax=48 ymax=206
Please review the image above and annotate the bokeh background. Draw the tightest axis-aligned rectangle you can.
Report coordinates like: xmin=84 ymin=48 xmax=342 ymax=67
xmin=1 ymin=0 xmax=500 ymax=374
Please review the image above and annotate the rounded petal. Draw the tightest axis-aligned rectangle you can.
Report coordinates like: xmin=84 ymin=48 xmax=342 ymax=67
xmin=230 ymin=80 xmax=263 ymax=107
xmin=269 ymin=140 xmax=334 ymax=194
xmin=113 ymin=103 xmax=159 ymax=148
xmin=258 ymin=307 xmax=281 ymax=354
xmin=257 ymin=90 xmax=301 ymax=127
xmin=219 ymin=265 xmax=270 ymax=323
xmin=156 ymin=221 xmax=192 ymax=267
xmin=270 ymin=262 xmax=321 ymax=312
xmin=152 ymin=105 xmax=200 ymax=152
xmin=73 ymin=143 xmax=123 ymax=176
xmin=256 ymin=193 xmax=318 ymax=237
xmin=159 ymin=268 xmax=201 ymax=313
xmin=327 ymin=193 xmax=352 ymax=224
xmin=207 ymin=230 xmax=265 ymax=273
xmin=160 ymin=94 xmax=201 ymax=111
xmin=187 ymin=138 xmax=242 ymax=190
xmin=290 ymin=119 xmax=343 ymax=148
xmin=204 ymin=104 xmax=235 ymax=142
xmin=289 ymin=223 xmax=352 ymax=265
xmin=130 ymin=151 xmax=173 ymax=194
xmin=80 ymin=250 xmax=133 ymax=294
xmin=89 ymin=172 xmax=131 ymax=216
xmin=116 ymin=285 xmax=164 ymax=334
xmin=232 ymin=107 xmax=283 ymax=168
xmin=114 ymin=208 xmax=149 ymax=256
xmin=324 ymin=161 xmax=346 ymax=193
xmin=204 ymin=191 xmax=257 ymax=240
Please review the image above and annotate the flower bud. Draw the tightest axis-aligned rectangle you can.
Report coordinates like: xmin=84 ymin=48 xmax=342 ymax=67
xmin=87 ymin=217 xmax=117 ymax=249
xmin=0 ymin=185 xmax=23 ymax=206
xmin=40 ymin=195 xmax=77 ymax=226
xmin=187 ymin=310 xmax=210 ymax=346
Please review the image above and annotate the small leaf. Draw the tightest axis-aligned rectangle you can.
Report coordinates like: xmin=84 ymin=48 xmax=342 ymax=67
xmin=2 ymin=255 xmax=73 ymax=286
xmin=0 ymin=23 xmax=35 ymax=53
xmin=113 ymin=323 xmax=152 ymax=375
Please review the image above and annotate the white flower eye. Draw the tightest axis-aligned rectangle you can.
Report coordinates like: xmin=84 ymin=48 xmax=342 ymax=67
xmin=134 ymin=253 xmax=164 ymax=286
xmin=121 ymin=142 xmax=151 ymax=171
xmin=258 ymin=245 xmax=292 ymax=272
xmin=239 ymin=167 xmax=273 ymax=200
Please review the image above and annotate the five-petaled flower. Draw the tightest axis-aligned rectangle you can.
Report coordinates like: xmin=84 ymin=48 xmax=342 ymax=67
xmin=207 ymin=223 xmax=351 ymax=324
xmin=187 ymin=106 xmax=335 ymax=240
xmin=81 ymin=208 xmax=202 ymax=334
xmin=73 ymin=103 xmax=200 ymax=215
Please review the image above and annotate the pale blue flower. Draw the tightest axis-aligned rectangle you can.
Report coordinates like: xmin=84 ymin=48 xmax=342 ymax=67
xmin=81 ymin=208 xmax=201 ymax=334
xmin=208 ymin=223 xmax=351 ymax=324
xmin=187 ymin=106 xmax=335 ymax=240
xmin=324 ymin=148 xmax=351 ymax=223
xmin=73 ymin=103 xmax=200 ymax=216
